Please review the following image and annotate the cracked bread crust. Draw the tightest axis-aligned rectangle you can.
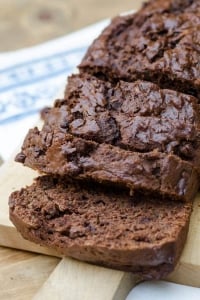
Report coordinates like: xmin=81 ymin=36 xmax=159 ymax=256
xmin=9 ymin=176 xmax=192 ymax=279
xmin=79 ymin=0 xmax=200 ymax=97
xmin=61 ymin=74 xmax=200 ymax=165
xmin=15 ymin=74 xmax=200 ymax=202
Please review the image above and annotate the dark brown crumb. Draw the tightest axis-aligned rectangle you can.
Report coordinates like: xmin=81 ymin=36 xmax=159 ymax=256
xmin=9 ymin=175 xmax=192 ymax=279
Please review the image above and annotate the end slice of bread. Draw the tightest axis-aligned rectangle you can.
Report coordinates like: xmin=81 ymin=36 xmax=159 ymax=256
xmin=9 ymin=175 xmax=192 ymax=279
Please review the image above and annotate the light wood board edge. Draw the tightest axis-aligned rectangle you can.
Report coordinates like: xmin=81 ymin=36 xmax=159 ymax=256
xmin=33 ymin=257 xmax=139 ymax=300
xmin=0 ymin=247 xmax=59 ymax=300
xmin=0 ymin=224 xmax=61 ymax=258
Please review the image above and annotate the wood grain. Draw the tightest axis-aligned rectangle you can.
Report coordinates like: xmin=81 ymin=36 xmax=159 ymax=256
xmin=0 ymin=246 xmax=59 ymax=300
xmin=33 ymin=258 xmax=138 ymax=300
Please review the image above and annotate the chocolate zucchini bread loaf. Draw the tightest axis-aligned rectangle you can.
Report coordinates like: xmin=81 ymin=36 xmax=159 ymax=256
xmin=79 ymin=0 xmax=200 ymax=98
xmin=9 ymin=175 xmax=193 ymax=279
xmin=15 ymin=74 xmax=200 ymax=202
xmin=10 ymin=0 xmax=200 ymax=280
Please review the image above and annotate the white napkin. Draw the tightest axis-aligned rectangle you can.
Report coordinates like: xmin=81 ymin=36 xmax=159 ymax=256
xmin=0 ymin=19 xmax=199 ymax=299
xmin=127 ymin=281 xmax=200 ymax=299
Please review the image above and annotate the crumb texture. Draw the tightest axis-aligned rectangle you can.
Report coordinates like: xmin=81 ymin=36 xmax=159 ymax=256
xmin=9 ymin=176 xmax=192 ymax=279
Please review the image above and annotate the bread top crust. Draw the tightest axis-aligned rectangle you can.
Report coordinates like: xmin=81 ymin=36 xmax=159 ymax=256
xmin=79 ymin=0 xmax=200 ymax=97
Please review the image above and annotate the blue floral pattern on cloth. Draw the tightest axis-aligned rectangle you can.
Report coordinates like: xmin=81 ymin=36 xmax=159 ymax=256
xmin=0 ymin=47 xmax=86 ymax=124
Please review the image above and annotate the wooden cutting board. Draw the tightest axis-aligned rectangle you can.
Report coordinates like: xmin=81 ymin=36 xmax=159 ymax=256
xmin=0 ymin=150 xmax=200 ymax=300
xmin=0 ymin=246 xmax=59 ymax=300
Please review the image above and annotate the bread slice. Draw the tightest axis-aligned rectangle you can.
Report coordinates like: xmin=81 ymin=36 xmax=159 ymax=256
xmin=62 ymin=74 xmax=200 ymax=165
xmin=15 ymin=74 xmax=200 ymax=202
xmin=79 ymin=0 xmax=200 ymax=98
xmin=9 ymin=175 xmax=192 ymax=280
xmin=16 ymin=128 xmax=199 ymax=202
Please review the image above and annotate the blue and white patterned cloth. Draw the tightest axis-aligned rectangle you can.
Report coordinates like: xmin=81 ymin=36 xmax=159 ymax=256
xmin=0 ymin=20 xmax=109 ymax=160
